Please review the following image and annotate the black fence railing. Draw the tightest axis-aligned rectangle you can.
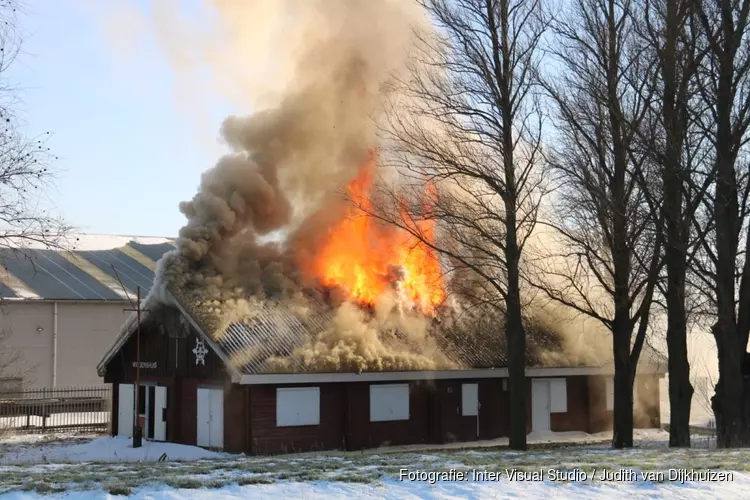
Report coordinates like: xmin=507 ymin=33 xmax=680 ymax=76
xmin=0 ymin=386 xmax=111 ymax=434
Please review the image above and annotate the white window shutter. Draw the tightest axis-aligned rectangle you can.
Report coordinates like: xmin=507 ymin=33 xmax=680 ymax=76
xmin=370 ymin=384 xmax=410 ymax=422
xmin=276 ymin=387 xmax=321 ymax=427
xmin=461 ymin=383 xmax=479 ymax=416
xmin=549 ymin=379 xmax=567 ymax=413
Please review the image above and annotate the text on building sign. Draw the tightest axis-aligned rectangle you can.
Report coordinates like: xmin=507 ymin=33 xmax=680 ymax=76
xmin=132 ymin=361 xmax=157 ymax=369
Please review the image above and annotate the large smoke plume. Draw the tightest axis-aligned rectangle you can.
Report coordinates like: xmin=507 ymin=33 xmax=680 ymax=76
xmin=143 ymin=0 xmax=462 ymax=371
xmin=129 ymin=0 xmax=632 ymax=376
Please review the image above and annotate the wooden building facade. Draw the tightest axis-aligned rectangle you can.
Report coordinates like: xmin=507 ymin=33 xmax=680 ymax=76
xmin=97 ymin=298 xmax=665 ymax=455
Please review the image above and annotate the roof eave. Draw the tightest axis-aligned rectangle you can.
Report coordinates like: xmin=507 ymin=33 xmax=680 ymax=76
xmin=238 ymin=365 xmax=667 ymax=385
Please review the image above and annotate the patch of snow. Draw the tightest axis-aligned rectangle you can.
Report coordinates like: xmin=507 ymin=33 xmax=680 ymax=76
xmin=66 ymin=234 xmax=175 ymax=251
xmin=2 ymin=474 xmax=750 ymax=499
xmin=3 ymin=234 xmax=174 ymax=252
xmin=0 ymin=432 xmax=95 ymax=445
xmin=0 ymin=288 xmax=40 ymax=300
xmin=0 ymin=436 xmax=228 ymax=464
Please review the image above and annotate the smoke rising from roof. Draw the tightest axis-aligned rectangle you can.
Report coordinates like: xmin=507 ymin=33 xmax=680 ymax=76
xmin=142 ymin=0 xmax=463 ymax=371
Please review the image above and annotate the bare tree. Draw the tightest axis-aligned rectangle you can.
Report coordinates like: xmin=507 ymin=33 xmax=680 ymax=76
xmin=368 ymin=0 xmax=548 ymax=450
xmin=689 ymin=0 xmax=750 ymax=447
xmin=634 ymin=0 xmax=711 ymax=447
xmin=0 ymin=333 xmax=22 ymax=383
xmin=0 ymin=0 xmax=68 ymax=252
xmin=0 ymin=1 xmax=67 ymax=399
xmin=532 ymin=0 xmax=663 ymax=449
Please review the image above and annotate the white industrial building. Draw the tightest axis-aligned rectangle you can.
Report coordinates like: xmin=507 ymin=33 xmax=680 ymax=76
xmin=0 ymin=235 xmax=174 ymax=389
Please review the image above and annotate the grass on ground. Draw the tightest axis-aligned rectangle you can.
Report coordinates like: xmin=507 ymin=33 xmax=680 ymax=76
xmin=0 ymin=442 xmax=748 ymax=495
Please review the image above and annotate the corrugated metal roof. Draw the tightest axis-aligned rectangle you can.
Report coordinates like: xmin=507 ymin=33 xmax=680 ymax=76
xmin=217 ymin=302 xmax=331 ymax=373
xmin=98 ymin=289 xmax=667 ymax=377
xmin=126 ymin=241 xmax=176 ymax=262
xmin=208 ymin=301 xmax=508 ymax=375
xmin=0 ymin=236 xmax=176 ymax=300
xmin=204 ymin=302 xmax=666 ymax=376
xmin=77 ymin=249 xmax=157 ymax=293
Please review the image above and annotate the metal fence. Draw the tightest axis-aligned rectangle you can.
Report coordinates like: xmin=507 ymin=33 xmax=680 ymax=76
xmin=690 ymin=420 xmax=718 ymax=449
xmin=0 ymin=386 xmax=111 ymax=434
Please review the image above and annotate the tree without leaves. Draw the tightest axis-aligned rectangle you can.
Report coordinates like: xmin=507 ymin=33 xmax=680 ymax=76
xmin=690 ymin=0 xmax=750 ymax=448
xmin=0 ymin=1 xmax=68 ymax=394
xmin=367 ymin=0 xmax=548 ymax=450
xmin=635 ymin=0 xmax=711 ymax=448
xmin=532 ymin=0 xmax=663 ymax=449
xmin=0 ymin=0 xmax=68 ymax=253
xmin=0 ymin=318 xmax=21 ymax=381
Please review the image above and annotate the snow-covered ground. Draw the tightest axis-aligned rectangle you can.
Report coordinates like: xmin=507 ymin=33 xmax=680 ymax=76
xmin=0 ymin=435 xmax=227 ymax=464
xmin=0 ymin=429 xmax=745 ymax=498
xmin=1 ymin=475 xmax=748 ymax=500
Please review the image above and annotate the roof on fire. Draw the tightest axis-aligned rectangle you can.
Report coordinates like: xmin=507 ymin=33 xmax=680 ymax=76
xmin=0 ymin=234 xmax=176 ymax=301
xmin=215 ymin=302 xmax=512 ymax=374
xmin=96 ymin=289 xmax=511 ymax=377
xmin=97 ymin=287 xmax=668 ymax=379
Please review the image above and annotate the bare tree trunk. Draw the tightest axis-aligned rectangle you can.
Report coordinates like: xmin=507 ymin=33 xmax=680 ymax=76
xmin=505 ymin=211 xmax=527 ymax=448
xmin=613 ymin=311 xmax=635 ymax=448
xmin=665 ymin=260 xmax=693 ymax=447
xmin=608 ymin=0 xmax=637 ymax=448
xmin=711 ymin=34 xmax=745 ymax=450
xmin=659 ymin=0 xmax=694 ymax=448
xmin=371 ymin=0 xmax=547 ymax=450
xmin=536 ymin=0 xmax=661 ymax=449
xmin=693 ymin=0 xmax=750 ymax=449
xmin=497 ymin=0 xmax=527 ymax=449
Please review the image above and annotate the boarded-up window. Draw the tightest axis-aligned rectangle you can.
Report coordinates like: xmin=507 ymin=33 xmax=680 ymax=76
xmin=462 ymin=383 xmax=479 ymax=416
xmin=550 ymin=378 xmax=567 ymax=413
xmin=606 ymin=378 xmax=615 ymax=410
xmin=276 ymin=387 xmax=320 ymax=427
xmin=370 ymin=384 xmax=409 ymax=422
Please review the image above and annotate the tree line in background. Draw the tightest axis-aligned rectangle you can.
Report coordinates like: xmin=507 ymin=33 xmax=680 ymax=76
xmin=371 ymin=0 xmax=750 ymax=450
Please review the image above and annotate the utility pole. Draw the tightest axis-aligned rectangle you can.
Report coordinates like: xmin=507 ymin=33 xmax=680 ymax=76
xmin=124 ymin=286 xmax=145 ymax=448
xmin=112 ymin=266 xmax=149 ymax=448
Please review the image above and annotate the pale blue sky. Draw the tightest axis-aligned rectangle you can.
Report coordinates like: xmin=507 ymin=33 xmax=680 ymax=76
xmin=9 ymin=0 xmax=230 ymax=237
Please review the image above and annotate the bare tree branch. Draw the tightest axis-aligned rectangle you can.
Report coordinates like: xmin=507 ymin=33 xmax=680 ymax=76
xmin=364 ymin=0 xmax=549 ymax=450
xmin=0 ymin=0 xmax=69 ymax=254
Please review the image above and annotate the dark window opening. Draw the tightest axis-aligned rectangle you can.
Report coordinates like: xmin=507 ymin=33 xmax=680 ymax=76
xmin=138 ymin=385 xmax=146 ymax=415
xmin=147 ymin=386 xmax=155 ymax=439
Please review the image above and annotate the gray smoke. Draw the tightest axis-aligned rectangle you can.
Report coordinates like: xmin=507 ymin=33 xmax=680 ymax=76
xmin=142 ymin=0 xmax=460 ymax=373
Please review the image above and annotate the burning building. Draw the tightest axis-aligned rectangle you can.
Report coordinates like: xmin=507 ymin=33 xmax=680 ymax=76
xmin=96 ymin=279 xmax=665 ymax=453
xmin=95 ymin=150 xmax=665 ymax=454
xmin=96 ymin=0 xmax=665 ymax=453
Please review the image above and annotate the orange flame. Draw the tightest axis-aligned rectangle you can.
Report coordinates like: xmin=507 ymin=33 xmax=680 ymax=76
xmin=310 ymin=154 xmax=445 ymax=315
